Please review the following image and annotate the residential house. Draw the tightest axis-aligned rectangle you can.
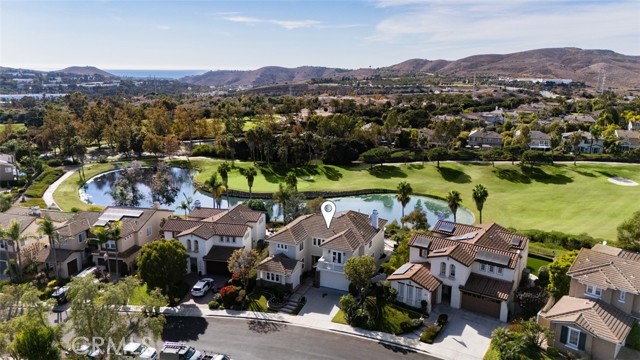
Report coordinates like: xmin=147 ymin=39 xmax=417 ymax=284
xmin=0 ymin=153 xmax=17 ymax=183
xmin=0 ymin=212 xmax=42 ymax=279
xmin=388 ymin=220 xmax=529 ymax=322
xmin=563 ymin=114 xmax=597 ymax=126
xmin=90 ymin=207 xmax=173 ymax=275
xmin=615 ymin=130 xmax=640 ymax=151
xmin=561 ymin=132 xmax=605 ymax=154
xmin=516 ymin=130 xmax=551 ymax=150
xmin=161 ymin=204 xmax=265 ymax=275
xmin=628 ymin=121 xmax=640 ymax=132
xmin=538 ymin=244 xmax=639 ymax=360
xmin=481 ymin=107 xmax=509 ymax=126
xmin=468 ymin=128 xmax=503 ymax=149
xmin=261 ymin=210 xmax=387 ymax=292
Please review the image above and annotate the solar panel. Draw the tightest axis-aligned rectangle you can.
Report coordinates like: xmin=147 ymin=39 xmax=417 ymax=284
xmin=510 ymin=236 xmax=522 ymax=247
xmin=412 ymin=236 xmax=431 ymax=248
xmin=393 ymin=263 xmax=413 ymax=275
xmin=449 ymin=232 xmax=477 ymax=241
xmin=475 ymin=250 xmax=510 ymax=266
xmin=439 ymin=222 xmax=456 ymax=233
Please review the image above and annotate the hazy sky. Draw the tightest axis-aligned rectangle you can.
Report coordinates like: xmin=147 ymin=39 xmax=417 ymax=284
xmin=1 ymin=0 xmax=638 ymax=70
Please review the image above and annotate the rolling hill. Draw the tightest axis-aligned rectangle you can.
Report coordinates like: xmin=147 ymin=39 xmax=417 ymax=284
xmin=182 ymin=48 xmax=640 ymax=89
xmin=54 ymin=66 xmax=115 ymax=77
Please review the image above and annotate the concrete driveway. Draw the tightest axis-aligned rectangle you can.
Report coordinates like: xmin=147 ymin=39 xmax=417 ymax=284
xmin=180 ymin=273 xmax=230 ymax=306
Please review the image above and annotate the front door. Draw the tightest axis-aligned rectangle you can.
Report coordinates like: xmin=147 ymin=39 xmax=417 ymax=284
xmin=190 ymin=257 xmax=198 ymax=274
xmin=442 ymin=285 xmax=452 ymax=304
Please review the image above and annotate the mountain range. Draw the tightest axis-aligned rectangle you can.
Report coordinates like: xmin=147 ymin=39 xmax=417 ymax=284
xmin=181 ymin=48 xmax=640 ymax=89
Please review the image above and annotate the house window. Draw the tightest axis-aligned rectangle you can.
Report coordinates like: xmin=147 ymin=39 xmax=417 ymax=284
xmin=420 ymin=249 xmax=428 ymax=258
xmin=480 ymin=263 xmax=486 ymax=272
xmin=585 ymin=284 xmax=602 ymax=299
xmin=0 ymin=240 xmax=4 ymax=249
xmin=301 ymin=258 xmax=304 ymax=269
xmin=194 ymin=240 xmax=199 ymax=253
xmin=313 ymin=238 xmax=323 ymax=246
xmin=619 ymin=291 xmax=626 ymax=303
xmin=368 ymin=241 xmax=372 ymax=248
xmin=561 ymin=326 xmax=585 ymax=350
xmin=219 ymin=237 xmax=224 ymax=243
xmin=331 ymin=251 xmax=343 ymax=264
xmin=407 ymin=284 xmax=414 ymax=303
xmin=299 ymin=242 xmax=304 ymax=251
xmin=497 ymin=267 xmax=503 ymax=276
xmin=186 ymin=239 xmax=192 ymax=251
xmin=440 ymin=263 xmax=446 ymax=276
xmin=449 ymin=264 xmax=456 ymax=278
xmin=489 ymin=265 xmax=495 ymax=273
xmin=4 ymin=167 xmax=12 ymax=173
xmin=146 ymin=227 xmax=152 ymax=236
xmin=276 ymin=243 xmax=287 ymax=251
xmin=232 ymin=237 xmax=236 ymax=243
xmin=78 ymin=233 xmax=85 ymax=242
xmin=415 ymin=287 xmax=422 ymax=307
xmin=226 ymin=236 xmax=230 ymax=243
xmin=265 ymin=272 xmax=281 ymax=283
xmin=105 ymin=241 xmax=116 ymax=250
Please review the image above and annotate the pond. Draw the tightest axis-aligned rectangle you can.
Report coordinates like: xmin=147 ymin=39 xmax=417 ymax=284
xmin=80 ymin=167 xmax=474 ymax=225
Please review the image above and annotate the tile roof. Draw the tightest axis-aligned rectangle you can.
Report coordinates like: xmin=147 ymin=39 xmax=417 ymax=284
xmin=57 ymin=211 xmax=101 ymax=237
xmin=321 ymin=229 xmax=361 ymax=252
xmin=469 ymin=128 xmax=502 ymax=139
xmin=188 ymin=208 xmax=226 ymax=219
xmin=35 ymin=247 xmax=77 ymax=263
xmin=542 ymin=296 xmax=635 ymax=344
xmin=460 ymin=273 xmax=513 ymax=301
xmin=267 ymin=211 xmax=387 ymax=248
xmin=96 ymin=207 xmax=173 ymax=238
xmin=387 ymin=263 xmax=441 ymax=291
xmin=567 ymin=246 xmax=640 ymax=294
xmin=190 ymin=204 xmax=264 ymax=224
xmin=257 ymin=253 xmax=299 ymax=275
xmin=409 ymin=230 xmax=521 ymax=269
xmin=161 ymin=219 xmax=204 ymax=234
xmin=0 ymin=213 xmax=37 ymax=233
xmin=203 ymin=245 xmax=242 ymax=262
xmin=177 ymin=222 xmax=249 ymax=239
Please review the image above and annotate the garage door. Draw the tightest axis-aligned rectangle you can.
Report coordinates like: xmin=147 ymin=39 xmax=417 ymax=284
xmin=206 ymin=261 xmax=230 ymax=275
xmin=460 ymin=291 xmax=500 ymax=318
xmin=66 ymin=258 xmax=79 ymax=276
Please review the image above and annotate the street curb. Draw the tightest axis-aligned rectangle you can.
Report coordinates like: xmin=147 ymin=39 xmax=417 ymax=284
xmin=328 ymin=329 xmax=444 ymax=359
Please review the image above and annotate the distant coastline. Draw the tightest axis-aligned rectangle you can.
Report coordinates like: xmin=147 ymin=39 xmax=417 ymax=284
xmin=106 ymin=69 xmax=207 ymax=79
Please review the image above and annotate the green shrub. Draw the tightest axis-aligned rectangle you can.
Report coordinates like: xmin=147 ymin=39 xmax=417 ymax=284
xmin=236 ymin=289 xmax=247 ymax=304
xmin=437 ymin=314 xmax=448 ymax=326
xmin=273 ymin=284 xmax=287 ymax=300
xmin=191 ymin=144 xmax=216 ymax=157
xmin=24 ymin=168 xmax=64 ymax=198
xmin=546 ymin=347 xmax=559 ymax=357
xmin=399 ymin=318 xmax=423 ymax=334
xmin=46 ymin=159 xmax=63 ymax=167
xmin=97 ymin=156 xmax=108 ymax=163
xmin=420 ymin=325 xmax=441 ymax=344
xmin=208 ymin=299 xmax=222 ymax=310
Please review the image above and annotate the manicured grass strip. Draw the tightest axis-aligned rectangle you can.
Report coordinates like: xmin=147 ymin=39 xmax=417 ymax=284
xmin=243 ymin=293 xmax=274 ymax=313
xmin=25 ymin=167 xmax=65 ymax=198
xmin=129 ymin=283 xmax=170 ymax=306
xmin=331 ymin=309 xmax=349 ymax=325
xmin=52 ymin=163 xmax=116 ymax=211
xmin=331 ymin=304 xmax=420 ymax=335
xmin=528 ymin=242 xmax=568 ymax=259
xmin=526 ymin=256 xmax=552 ymax=276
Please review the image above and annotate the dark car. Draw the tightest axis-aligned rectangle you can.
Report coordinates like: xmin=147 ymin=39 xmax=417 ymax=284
xmin=51 ymin=285 xmax=70 ymax=304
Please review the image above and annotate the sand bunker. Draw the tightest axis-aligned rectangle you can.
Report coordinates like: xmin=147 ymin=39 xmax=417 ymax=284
xmin=608 ymin=177 xmax=639 ymax=186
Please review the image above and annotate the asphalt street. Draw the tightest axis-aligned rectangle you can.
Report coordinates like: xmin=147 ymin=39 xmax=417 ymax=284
xmin=162 ymin=317 xmax=439 ymax=360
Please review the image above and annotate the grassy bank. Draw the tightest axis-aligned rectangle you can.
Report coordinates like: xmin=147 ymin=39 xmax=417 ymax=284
xmin=55 ymin=158 xmax=640 ymax=239
xmin=52 ymin=163 xmax=116 ymax=211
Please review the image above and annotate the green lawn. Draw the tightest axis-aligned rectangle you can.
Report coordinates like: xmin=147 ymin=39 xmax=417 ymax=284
xmin=243 ymin=293 xmax=273 ymax=313
xmin=53 ymin=158 xmax=640 ymax=239
xmin=331 ymin=304 xmax=421 ymax=335
xmin=129 ymin=283 xmax=169 ymax=306
xmin=332 ymin=309 xmax=349 ymax=324
xmin=52 ymin=163 xmax=116 ymax=211
xmin=526 ymin=256 xmax=552 ymax=276
xmin=528 ymin=242 xmax=569 ymax=259
xmin=0 ymin=123 xmax=26 ymax=133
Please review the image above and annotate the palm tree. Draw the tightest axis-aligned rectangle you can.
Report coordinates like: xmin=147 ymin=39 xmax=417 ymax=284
xmin=109 ymin=221 xmax=122 ymax=278
xmin=205 ymin=171 xmax=226 ymax=208
xmin=284 ymin=171 xmax=298 ymax=191
xmin=89 ymin=225 xmax=113 ymax=276
xmin=178 ymin=193 xmax=193 ymax=218
xmin=218 ymin=161 xmax=231 ymax=186
xmin=396 ymin=181 xmax=413 ymax=225
xmin=472 ymin=184 xmax=489 ymax=224
xmin=446 ymin=190 xmax=462 ymax=223
xmin=273 ymin=183 xmax=291 ymax=223
xmin=38 ymin=217 xmax=59 ymax=280
xmin=241 ymin=167 xmax=257 ymax=198
xmin=4 ymin=219 xmax=32 ymax=281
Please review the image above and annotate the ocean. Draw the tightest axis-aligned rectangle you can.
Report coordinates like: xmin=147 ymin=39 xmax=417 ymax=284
xmin=106 ymin=69 xmax=207 ymax=79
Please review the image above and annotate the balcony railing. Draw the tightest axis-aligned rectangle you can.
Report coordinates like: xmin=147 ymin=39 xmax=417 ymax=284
xmin=317 ymin=257 xmax=344 ymax=272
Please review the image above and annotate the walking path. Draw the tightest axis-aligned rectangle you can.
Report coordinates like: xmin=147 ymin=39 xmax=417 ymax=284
xmin=42 ymin=166 xmax=78 ymax=208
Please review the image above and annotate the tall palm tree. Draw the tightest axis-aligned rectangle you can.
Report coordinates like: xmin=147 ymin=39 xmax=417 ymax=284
xmin=38 ymin=217 xmax=59 ymax=280
xmin=205 ymin=171 xmax=226 ymax=208
xmin=472 ymin=184 xmax=489 ymax=224
xmin=241 ymin=167 xmax=258 ymax=199
xmin=5 ymin=219 xmax=32 ymax=281
xmin=89 ymin=225 xmax=113 ymax=276
xmin=446 ymin=190 xmax=462 ymax=223
xmin=178 ymin=193 xmax=193 ymax=218
xmin=109 ymin=221 xmax=122 ymax=278
xmin=273 ymin=183 xmax=291 ymax=223
xmin=396 ymin=181 xmax=413 ymax=225
xmin=218 ymin=161 xmax=231 ymax=186
xmin=284 ymin=171 xmax=298 ymax=191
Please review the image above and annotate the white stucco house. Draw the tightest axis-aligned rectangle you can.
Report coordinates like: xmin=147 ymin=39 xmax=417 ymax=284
xmin=260 ymin=210 xmax=387 ymax=292
xmin=161 ymin=204 xmax=266 ymax=275
xmin=387 ymin=221 xmax=529 ymax=322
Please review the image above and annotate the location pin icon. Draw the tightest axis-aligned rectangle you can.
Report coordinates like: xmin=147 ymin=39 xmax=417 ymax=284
xmin=321 ymin=200 xmax=336 ymax=229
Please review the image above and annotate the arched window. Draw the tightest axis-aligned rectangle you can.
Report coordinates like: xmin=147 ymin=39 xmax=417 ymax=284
xmin=450 ymin=264 xmax=456 ymax=278
xmin=186 ymin=239 xmax=192 ymax=251
xmin=440 ymin=262 xmax=446 ymax=275
xmin=194 ymin=240 xmax=199 ymax=253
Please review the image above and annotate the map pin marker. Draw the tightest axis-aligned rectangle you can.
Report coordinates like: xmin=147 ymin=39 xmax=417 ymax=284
xmin=321 ymin=200 xmax=336 ymax=229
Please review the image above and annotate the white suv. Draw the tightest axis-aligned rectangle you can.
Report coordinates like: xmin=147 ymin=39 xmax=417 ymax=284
xmin=191 ymin=278 xmax=215 ymax=297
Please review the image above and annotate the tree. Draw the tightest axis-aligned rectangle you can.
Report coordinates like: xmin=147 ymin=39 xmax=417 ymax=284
xmin=243 ymin=199 xmax=270 ymax=222
xmin=67 ymin=275 xmax=166 ymax=351
xmin=227 ymin=249 xmax=263 ymax=292
xmin=205 ymin=171 xmax=226 ymax=208
xmin=504 ymin=144 xmax=525 ymax=165
xmin=396 ymin=181 xmax=413 ymax=223
xmin=446 ymin=190 xmax=462 ymax=223
xmin=283 ymin=189 xmax=306 ymax=224
xmin=178 ymin=193 xmax=193 ymax=219
xmin=306 ymin=197 xmax=327 ymax=215
xmin=481 ymin=147 xmax=503 ymax=167
xmin=240 ymin=167 xmax=258 ymax=198
xmin=471 ymin=184 xmax=489 ymax=224
xmin=89 ymin=221 xmax=121 ymax=277
xmin=150 ymin=162 xmax=178 ymax=205
xmin=137 ymin=239 xmax=188 ymax=298
xmin=344 ymin=256 xmax=377 ymax=299
xmin=38 ymin=216 xmax=59 ymax=280
xmin=284 ymin=171 xmax=298 ymax=191
xmin=273 ymin=182 xmax=291 ymax=222
xmin=374 ymin=281 xmax=398 ymax=313
xmin=218 ymin=161 xmax=232 ymax=186
xmin=547 ymin=250 xmax=579 ymax=299
xmin=520 ymin=150 xmax=553 ymax=168
xmin=360 ymin=147 xmax=391 ymax=168
xmin=427 ymin=147 xmax=448 ymax=168
xmin=569 ymin=131 xmax=583 ymax=165
xmin=4 ymin=219 xmax=33 ymax=281
xmin=617 ymin=211 xmax=640 ymax=251
xmin=515 ymin=286 xmax=548 ymax=319
xmin=12 ymin=317 xmax=61 ymax=360
xmin=401 ymin=210 xmax=429 ymax=230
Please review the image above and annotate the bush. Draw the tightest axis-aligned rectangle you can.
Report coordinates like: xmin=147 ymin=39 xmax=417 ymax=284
xmin=517 ymin=229 xmax=600 ymax=251
xmin=273 ymin=284 xmax=287 ymax=301
xmin=236 ymin=289 xmax=247 ymax=304
xmin=399 ymin=318 xmax=423 ymax=334
xmin=219 ymin=285 xmax=239 ymax=308
xmin=46 ymin=158 xmax=63 ymax=167
xmin=97 ymin=155 xmax=108 ymax=163
xmin=537 ymin=266 xmax=550 ymax=288
xmin=420 ymin=325 xmax=442 ymax=344
xmin=208 ymin=299 xmax=222 ymax=310
xmin=191 ymin=144 xmax=217 ymax=157
xmin=546 ymin=347 xmax=559 ymax=357
xmin=437 ymin=314 xmax=448 ymax=326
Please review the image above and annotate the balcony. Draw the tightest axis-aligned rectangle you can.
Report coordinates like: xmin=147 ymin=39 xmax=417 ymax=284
xmin=317 ymin=257 xmax=344 ymax=272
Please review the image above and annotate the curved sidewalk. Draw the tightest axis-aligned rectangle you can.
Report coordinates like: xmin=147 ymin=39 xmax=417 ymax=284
xmin=43 ymin=167 xmax=79 ymax=208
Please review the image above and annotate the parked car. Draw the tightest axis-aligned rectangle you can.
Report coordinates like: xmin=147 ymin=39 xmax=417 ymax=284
xmin=123 ymin=341 xmax=158 ymax=359
xmin=160 ymin=342 xmax=201 ymax=360
xmin=51 ymin=285 xmax=70 ymax=305
xmin=72 ymin=344 xmax=102 ymax=359
xmin=190 ymin=278 xmax=215 ymax=297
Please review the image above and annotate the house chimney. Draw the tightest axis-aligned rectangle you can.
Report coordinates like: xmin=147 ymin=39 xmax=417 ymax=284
xmin=194 ymin=200 xmax=201 ymax=209
xmin=153 ymin=201 xmax=161 ymax=209
xmin=370 ymin=210 xmax=379 ymax=230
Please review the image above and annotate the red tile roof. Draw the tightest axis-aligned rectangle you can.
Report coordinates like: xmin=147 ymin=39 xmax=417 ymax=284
xmin=460 ymin=273 xmax=513 ymax=301
xmin=567 ymin=246 xmax=640 ymax=295
xmin=387 ymin=263 xmax=441 ymax=291
xmin=257 ymin=253 xmax=299 ymax=275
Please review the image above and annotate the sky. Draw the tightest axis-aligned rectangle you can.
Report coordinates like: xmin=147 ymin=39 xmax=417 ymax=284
xmin=1 ymin=0 xmax=638 ymax=71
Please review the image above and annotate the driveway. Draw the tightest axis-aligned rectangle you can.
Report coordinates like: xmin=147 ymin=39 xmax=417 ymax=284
xmin=180 ymin=273 xmax=231 ymax=306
